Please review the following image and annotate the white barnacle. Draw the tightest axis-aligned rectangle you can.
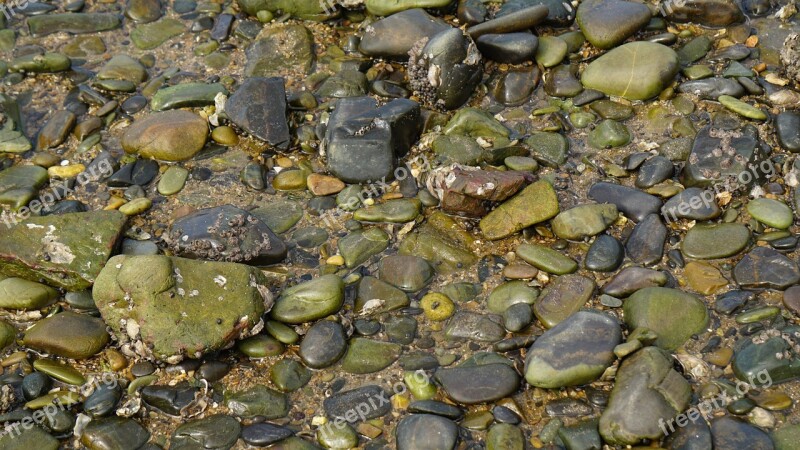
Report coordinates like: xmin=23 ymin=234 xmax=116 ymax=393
xmin=213 ymin=275 xmax=227 ymax=287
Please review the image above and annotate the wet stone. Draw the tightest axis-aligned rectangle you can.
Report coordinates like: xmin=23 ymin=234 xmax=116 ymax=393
xmin=589 ymin=182 xmax=662 ymax=222
xmin=271 ymin=275 xmax=344 ymax=324
xmin=626 ymin=213 xmax=667 ymax=266
xmin=445 ymin=311 xmax=506 ymax=342
xmin=525 ymin=310 xmax=622 ymax=388
xmin=636 ymin=156 xmax=673 ymax=189
xmin=552 ymin=203 xmax=618 ymax=240
xmin=24 ymin=311 xmax=109 ymax=359
xmin=682 ymin=222 xmax=750 ymax=259
xmin=167 ymin=204 xmax=287 ymax=265
xmin=776 ymin=111 xmax=800 ymax=153
xmin=379 ymin=255 xmax=434 ymax=292
xmin=241 ymin=423 xmax=294 ymax=447
xmin=28 ymin=13 xmax=121 ymax=36
xmin=710 ymin=416 xmax=774 ymax=450
xmin=585 ymin=234 xmax=624 ymax=272
xmin=300 ymin=320 xmax=347 ymax=369
xmin=576 ymin=0 xmax=651 ymax=49
xmin=476 ymin=32 xmax=538 ymax=64
xmin=245 ymin=24 xmax=314 ymax=77
xmin=733 ymin=247 xmax=800 ymax=290
xmin=488 ymin=281 xmax=539 ymax=314
xmin=171 ymin=414 xmax=241 ymax=450
xmin=324 ymin=385 xmax=392 ymax=423
xmin=131 ymin=18 xmax=185 ymax=50
xmin=122 ymin=110 xmax=208 ymax=162
xmin=435 ymin=362 xmax=520 ymax=404
xmin=356 ymin=276 xmax=410 ymax=315
xmin=490 ymin=67 xmax=540 ymax=106
xmin=661 ymin=187 xmax=722 ymax=221
xmin=341 ymin=338 xmax=401 ymax=374
xmin=623 ymin=287 xmax=709 ymax=350
xmin=517 ymin=243 xmax=578 ymax=275
xmin=225 ymin=78 xmax=288 ymax=146
xmin=396 ymin=414 xmax=458 ymax=450
xmin=682 ymin=124 xmax=768 ymax=188
xmin=581 ymin=42 xmax=679 ymax=100
xmin=533 ymin=274 xmax=596 ymax=328
xmin=226 ymin=385 xmax=288 ymax=419
xmin=358 ymin=9 xmax=450 ymax=59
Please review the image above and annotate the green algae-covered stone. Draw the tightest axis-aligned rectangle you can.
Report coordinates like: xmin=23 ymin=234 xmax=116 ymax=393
xmin=270 ymin=274 xmax=344 ymax=324
xmin=480 ymin=180 xmax=559 ymax=240
xmin=581 ymin=42 xmax=679 ymax=101
xmin=0 ymin=211 xmax=126 ymax=291
xmin=93 ymin=255 xmax=273 ymax=362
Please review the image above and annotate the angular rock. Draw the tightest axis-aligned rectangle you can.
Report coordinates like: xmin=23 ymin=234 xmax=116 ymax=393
xmin=733 ymin=247 xmax=800 ymax=290
xmin=480 ymin=180 xmax=559 ymax=240
xmin=226 ymin=78 xmax=289 ymax=148
xmin=245 ymin=24 xmax=314 ymax=77
xmin=599 ymin=347 xmax=691 ymax=445
xmin=0 ymin=211 xmax=126 ymax=291
xmin=533 ymin=274 xmax=595 ymax=328
xmin=358 ymin=9 xmax=450 ymax=59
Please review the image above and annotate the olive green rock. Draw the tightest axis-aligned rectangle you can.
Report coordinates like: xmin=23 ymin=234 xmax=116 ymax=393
xmin=747 ymin=198 xmax=793 ymax=229
xmin=588 ymin=120 xmax=631 ymax=148
xmin=338 ymin=227 xmax=390 ymax=268
xmin=533 ymin=274 xmax=596 ymax=328
xmin=487 ymin=281 xmax=539 ymax=314
xmin=27 ymin=13 xmax=121 ymax=36
xmin=0 ymin=211 xmax=126 ymax=291
xmin=623 ymin=287 xmax=709 ymax=350
xmin=355 ymin=276 xmax=410 ymax=315
xmin=341 ymin=338 xmax=402 ymax=374
xmin=245 ymin=24 xmax=314 ymax=77
xmin=270 ymin=274 xmax=344 ymax=324
xmin=487 ymin=423 xmax=525 ymax=450
xmin=97 ymin=55 xmax=147 ymax=84
xmin=719 ymin=95 xmax=768 ymax=121
xmin=0 ymin=277 xmax=58 ymax=310
xmin=353 ymin=198 xmax=422 ymax=223
xmin=121 ymin=110 xmax=208 ymax=162
xmin=93 ymin=255 xmax=273 ymax=362
xmin=681 ymin=222 xmax=750 ymax=259
xmin=33 ymin=358 xmax=87 ymax=385
xmin=0 ymin=424 xmax=59 ymax=450
xmin=130 ymin=18 xmax=185 ymax=50
xmin=150 ymin=83 xmax=227 ymax=111
xmin=365 ymin=0 xmax=454 ymax=16
xmin=599 ymin=347 xmax=691 ymax=445
xmin=0 ymin=164 xmax=47 ymax=208
xmin=237 ymin=0 xmax=338 ymax=20
xmin=226 ymin=384 xmax=289 ymax=419
xmin=551 ymin=203 xmax=618 ymax=240
xmin=581 ymin=42 xmax=680 ymax=101
xmin=23 ymin=311 xmax=109 ymax=360
xmin=443 ymin=108 xmax=510 ymax=139
xmin=157 ymin=166 xmax=189 ymax=196
xmin=9 ymin=53 xmax=71 ymax=73
xmin=398 ymin=215 xmax=478 ymax=273
xmin=0 ymin=319 xmax=15 ymax=351
xmin=480 ymin=180 xmax=559 ymax=240
xmin=516 ymin=243 xmax=578 ymax=275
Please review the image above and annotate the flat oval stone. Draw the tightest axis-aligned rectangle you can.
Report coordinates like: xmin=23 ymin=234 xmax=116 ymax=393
xmin=323 ymin=385 xmax=392 ymax=423
xmin=581 ymin=42 xmax=679 ymax=100
xmin=601 ymin=267 xmax=667 ymax=297
xmin=551 ymin=203 xmax=618 ymax=240
xmin=121 ymin=110 xmax=208 ymax=162
xmin=171 ymin=414 xmax=241 ymax=449
xmin=533 ymin=274 xmax=596 ymax=328
xmin=81 ymin=417 xmax=150 ymax=450
xmin=435 ymin=363 xmax=520 ymax=404
xmin=733 ymin=247 xmax=800 ymax=290
xmin=710 ymin=416 xmax=774 ymax=449
xmin=623 ymin=287 xmax=709 ymax=350
xmin=476 ymin=32 xmax=538 ymax=64
xmin=747 ymin=198 xmax=793 ymax=229
xmin=241 ymin=423 xmax=294 ymax=447
xmin=340 ymin=338 xmax=401 ymax=374
xmin=662 ymin=187 xmax=722 ymax=221
xmin=157 ymin=166 xmax=189 ymax=195
xmin=445 ymin=311 xmax=506 ymax=342
xmin=270 ymin=275 xmax=344 ymax=324
xmin=682 ymin=222 xmax=750 ymax=259
xmin=776 ymin=111 xmax=800 ymax=152
xmin=625 ymin=213 xmax=667 ymax=265
xmin=516 ymin=243 xmax=577 ymax=275
xmin=576 ymin=0 xmax=651 ymax=49
xmin=525 ymin=310 xmax=622 ymax=388
xmin=23 ymin=311 xmax=109 ymax=359
xmin=0 ymin=277 xmax=58 ymax=310
xmin=33 ymin=358 xmax=86 ymax=385
xmin=300 ymin=320 xmax=347 ymax=369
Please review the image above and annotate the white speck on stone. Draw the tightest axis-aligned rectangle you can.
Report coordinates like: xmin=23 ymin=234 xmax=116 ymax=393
xmin=213 ymin=275 xmax=227 ymax=287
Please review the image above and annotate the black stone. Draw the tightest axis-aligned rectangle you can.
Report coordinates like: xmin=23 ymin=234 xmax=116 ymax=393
xmin=635 ymin=155 xmax=673 ymax=189
xmin=226 ymin=77 xmax=290 ymax=149
xmin=678 ymin=78 xmax=746 ymax=99
xmin=626 ymin=213 xmax=667 ymax=266
xmin=476 ymin=32 xmax=538 ymax=64
xmin=167 ymin=204 xmax=287 ymax=265
xmin=240 ymin=423 xmax=294 ymax=447
xmin=323 ymin=385 xmax=392 ymax=423
xmin=776 ymin=111 xmax=800 ymax=153
xmin=588 ymin=182 xmax=662 ymax=222
xmin=300 ymin=320 xmax=347 ymax=369
xmin=585 ymin=234 xmax=624 ymax=272
xmin=141 ymin=384 xmax=199 ymax=416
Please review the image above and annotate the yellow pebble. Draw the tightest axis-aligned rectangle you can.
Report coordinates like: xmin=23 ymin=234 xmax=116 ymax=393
xmin=327 ymin=255 xmax=345 ymax=266
xmin=420 ymin=292 xmax=455 ymax=321
xmin=104 ymin=196 xmax=126 ymax=210
xmin=48 ymin=164 xmax=85 ymax=179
